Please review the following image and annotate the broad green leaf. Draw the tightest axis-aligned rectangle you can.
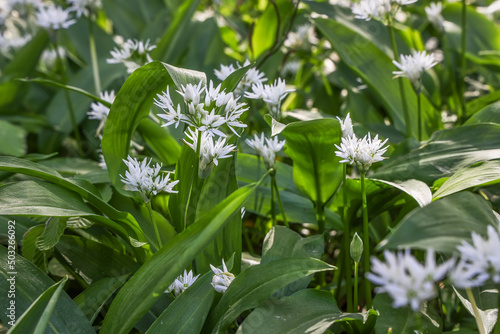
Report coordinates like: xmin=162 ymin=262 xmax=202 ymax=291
xmin=0 ymin=245 xmax=94 ymax=332
xmin=380 ymin=192 xmax=498 ymax=253
xmin=433 ymin=160 xmax=500 ymax=199
xmin=56 ymin=235 xmax=139 ymax=285
xmin=372 ymin=124 xmax=500 ymax=184
xmin=281 ymin=118 xmax=343 ymax=207
xmin=466 ymin=99 xmax=500 ymax=124
xmin=204 ymin=258 xmax=336 ymax=333
xmin=136 ymin=119 xmax=181 ymax=166
xmin=22 ymin=225 xmax=49 ymax=271
xmin=8 ymin=276 xmax=69 ymax=334
xmin=373 ymin=293 xmax=443 ymax=334
xmin=237 ymin=289 xmax=368 ymax=334
xmin=100 ymin=181 xmax=260 ymax=334
xmin=36 ymin=218 xmax=67 ymax=251
xmin=0 ymin=120 xmax=26 ymax=157
xmin=101 ymin=61 xmax=206 ymax=196
xmin=74 ymin=275 xmax=129 ymax=323
xmin=0 ymin=156 xmax=147 ymax=246
xmin=146 ymin=271 xmax=215 ymax=334
xmin=261 ymin=226 xmax=323 ymax=297
xmin=373 ymin=179 xmax=432 ymax=207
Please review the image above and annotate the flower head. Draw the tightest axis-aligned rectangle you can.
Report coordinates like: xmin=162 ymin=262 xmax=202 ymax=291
xmin=284 ymin=24 xmax=319 ymax=50
xmin=367 ymin=249 xmax=452 ymax=311
xmin=67 ymin=0 xmax=102 ymax=18
xmin=210 ymin=259 xmax=235 ymax=294
xmin=120 ymin=156 xmax=179 ymax=202
xmin=36 ymin=4 xmax=76 ymax=30
xmin=245 ymin=133 xmax=285 ymax=170
xmin=393 ymin=51 xmax=438 ymax=90
xmin=425 ymin=2 xmax=444 ymax=32
xmin=214 ymin=60 xmax=267 ymax=97
xmin=335 ymin=133 xmax=388 ymax=173
xmin=337 ymin=113 xmax=354 ymax=139
xmin=166 ymin=270 xmax=200 ymax=297
xmin=245 ymin=78 xmax=294 ymax=120
xmin=107 ymin=38 xmax=156 ymax=73
xmin=351 ymin=0 xmax=416 ymax=23
xmin=88 ymin=90 xmax=116 ymax=135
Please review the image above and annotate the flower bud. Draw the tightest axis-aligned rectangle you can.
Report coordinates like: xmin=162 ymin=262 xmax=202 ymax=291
xmin=350 ymin=232 xmax=363 ymax=263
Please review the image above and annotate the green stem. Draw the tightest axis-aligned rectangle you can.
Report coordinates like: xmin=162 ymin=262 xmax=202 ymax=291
xmin=147 ymin=201 xmax=162 ymax=252
xmin=388 ymin=23 xmax=411 ymax=139
xmin=270 ymin=174 xmax=276 ymax=227
xmin=494 ymin=285 xmax=500 ymax=334
xmin=361 ymin=173 xmax=372 ymax=309
xmin=466 ymin=288 xmax=486 ymax=334
xmin=88 ymin=20 xmax=101 ymax=95
xmin=354 ymin=261 xmax=359 ymax=311
xmin=417 ymin=90 xmax=422 ymax=142
xmin=343 ymin=164 xmax=353 ymax=312
xmin=460 ymin=0 xmax=467 ymax=121
xmin=271 ymin=173 xmax=289 ymax=228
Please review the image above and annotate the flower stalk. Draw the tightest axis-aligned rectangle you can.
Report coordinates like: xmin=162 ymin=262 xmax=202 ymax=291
xmin=460 ymin=0 xmax=467 ymax=121
xmin=343 ymin=164 xmax=353 ymax=312
xmin=88 ymin=20 xmax=101 ymax=94
xmin=361 ymin=172 xmax=372 ymax=308
xmin=271 ymin=171 xmax=289 ymax=228
xmin=466 ymin=288 xmax=486 ymax=334
xmin=147 ymin=201 xmax=162 ymax=251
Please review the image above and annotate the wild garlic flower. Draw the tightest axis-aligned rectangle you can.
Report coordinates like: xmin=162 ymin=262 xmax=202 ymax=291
xmin=245 ymin=133 xmax=285 ymax=170
xmin=449 ymin=222 xmax=500 ymax=288
xmin=214 ymin=60 xmax=267 ymax=97
xmin=67 ymin=0 xmax=102 ymax=18
xmin=166 ymin=270 xmax=200 ymax=297
xmin=393 ymin=51 xmax=438 ymax=91
xmin=36 ymin=3 xmax=76 ymax=30
xmin=352 ymin=0 xmax=416 ymax=23
xmin=425 ymin=2 xmax=444 ymax=32
xmin=155 ymin=80 xmax=248 ymax=137
xmin=335 ymin=133 xmax=388 ymax=173
xmin=107 ymin=38 xmax=156 ymax=73
xmin=120 ymin=156 xmax=179 ymax=202
xmin=88 ymin=90 xmax=115 ymax=134
xmin=0 ymin=34 xmax=32 ymax=57
xmin=184 ymin=129 xmax=236 ymax=178
xmin=284 ymin=24 xmax=319 ymax=50
xmin=367 ymin=249 xmax=452 ymax=311
xmin=337 ymin=113 xmax=354 ymax=139
xmin=210 ymin=259 xmax=235 ymax=294
xmin=245 ymin=78 xmax=294 ymax=120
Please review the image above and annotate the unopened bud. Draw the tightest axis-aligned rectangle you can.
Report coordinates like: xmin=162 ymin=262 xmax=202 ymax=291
xmin=350 ymin=232 xmax=363 ymax=263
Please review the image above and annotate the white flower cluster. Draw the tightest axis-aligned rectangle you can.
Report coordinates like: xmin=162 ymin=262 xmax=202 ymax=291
xmin=367 ymin=249 xmax=452 ymax=311
xmin=245 ymin=78 xmax=294 ymax=120
xmin=335 ymin=113 xmax=388 ymax=174
xmin=184 ymin=129 xmax=236 ymax=178
xmin=120 ymin=156 xmax=179 ymax=202
xmin=393 ymin=50 xmax=438 ymax=90
xmin=214 ymin=60 xmax=267 ymax=97
xmin=87 ymin=90 xmax=116 ymax=134
xmin=166 ymin=270 xmax=199 ymax=297
xmin=425 ymin=2 xmax=444 ymax=32
xmin=245 ymin=133 xmax=285 ymax=170
xmin=36 ymin=3 xmax=76 ymax=30
xmin=67 ymin=0 xmax=102 ymax=18
xmin=284 ymin=24 xmax=319 ymax=50
xmin=210 ymin=259 xmax=235 ymax=294
xmin=107 ymin=38 xmax=156 ymax=73
xmin=449 ymin=221 xmax=500 ymax=288
xmin=351 ymin=0 xmax=416 ymax=22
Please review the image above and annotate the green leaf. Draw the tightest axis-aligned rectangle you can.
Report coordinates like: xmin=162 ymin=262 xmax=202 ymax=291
xmin=282 ymin=118 xmax=342 ymax=206
xmin=146 ymin=271 xmax=215 ymax=334
xmin=373 ymin=179 xmax=432 ymax=207
xmin=0 ymin=120 xmax=26 ymax=157
xmin=100 ymin=181 xmax=260 ymax=334
xmin=204 ymin=258 xmax=336 ymax=333
xmin=433 ymin=160 xmax=500 ymax=199
xmin=466 ymin=99 xmax=500 ymax=124
xmin=7 ymin=277 xmax=69 ymax=334
xmin=22 ymin=225 xmax=49 ymax=271
xmin=0 ymin=245 xmax=94 ymax=332
xmin=453 ymin=285 xmax=499 ymax=334
xmin=101 ymin=61 xmax=206 ymax=196
xmin=372 ymin=124 xmax=500 ymax=184
xmin=136 ymin=119 xmax=181 ymax=166
xmin=74 ymin=275 xmax=129 ymax=323
xmin=373 ymin=293 xmax=443 ymax=334
xmin=237 ymin=289 xmax=367 ymax=334
xmin=36 ymin=218 xmax=67 ymax=251
xmin=380 ymin=192 xmax=498 ymax=253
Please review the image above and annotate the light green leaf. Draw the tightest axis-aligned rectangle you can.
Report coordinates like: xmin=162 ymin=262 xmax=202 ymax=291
xmin=136 ymin=119 xmax=181 ymax=166
xmin=0 ymin=120 xmax=26 ymax=157
xmin=379 ymin=192 xmax=498 ymax=253
xmin=373 ymin=179 xmax=432 ymax=207
xmin=204 ymin=258 xmax=336 ymax=333
xmin=100 ymin=181 xmax=260 ymax=334
xmin=433 ymin=160 xmax=500 ymax=199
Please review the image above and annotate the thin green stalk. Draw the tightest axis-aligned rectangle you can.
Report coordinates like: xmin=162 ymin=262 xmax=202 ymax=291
xmin=460 ymin=0 xmax=467 ymax=121
xmin=271 ymin=173 xmax=289 ymax=228
xmin=270 ymin=176 xmax=276 ymax=227
xmin=466 ymin=288 xmax=486 ymax=334
xmin=361 ymin=173 xmax=372 ymax=308
xmin=354 ymin=261 xmax=359 ymax=311
xmin=147 ymin=201 xmax=162 ymax=252
xmin=494 ymin=286 xmax=500 ymax=333
xmin=88 ymin=20 xmax=101 ymax=94
xmin=343 ymin=164 xmax=353 ymax=312
xmin=417 ymin=91 xmax=422 ymax=141
xmin=388 ymin=23 xmax=411 ymax=139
